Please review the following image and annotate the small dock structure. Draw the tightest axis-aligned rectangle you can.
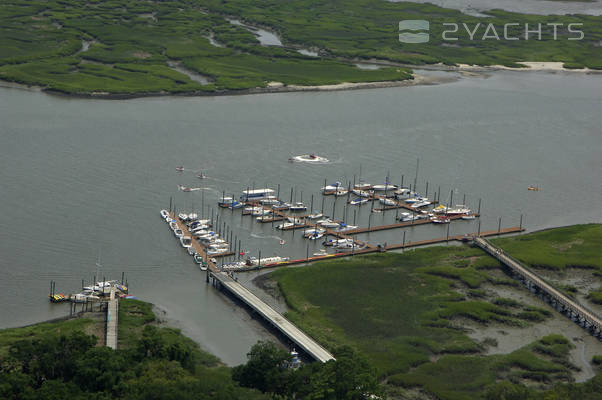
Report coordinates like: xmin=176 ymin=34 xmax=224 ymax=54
xmin=106 ymin=286 xmax=119 ymax=349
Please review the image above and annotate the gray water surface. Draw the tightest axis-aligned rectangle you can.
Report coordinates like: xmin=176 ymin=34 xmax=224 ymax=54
xmin=1 ymin=70 xmax=601 ymax=364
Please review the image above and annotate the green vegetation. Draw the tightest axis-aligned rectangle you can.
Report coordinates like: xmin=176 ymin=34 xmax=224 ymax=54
xmin=0 ymin=317 xmax=93 ymax=358
xmin=0 ymin=300 xmax=267 ymax=400
xmin=492 ymin=224 xmax=602 ymax=272
xmin=269 ymin=225 xmax=602 ymax=398
xmin=0 ymin=0 xmax=410 ymax=94
xmin=202 ymin=0 xmax=602 ymax=68
xmin=1 ymin=0 xmax=601 ymax=94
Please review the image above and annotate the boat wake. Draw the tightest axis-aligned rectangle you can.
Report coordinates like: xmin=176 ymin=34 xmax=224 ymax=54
xmin=250 ymin=233 xmax=285 ymax=242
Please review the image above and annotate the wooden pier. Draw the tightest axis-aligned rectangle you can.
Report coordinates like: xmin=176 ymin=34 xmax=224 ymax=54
xmin=168 ymin=212 xmax=335 ymax=363
xmin=106 ymin=287 xmax=118 ymax=350
xmin=474 ymin=237 xmax=602 ymax=337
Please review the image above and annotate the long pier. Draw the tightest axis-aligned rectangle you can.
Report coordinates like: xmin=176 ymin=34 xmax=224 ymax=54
xmin=208 ymin=270 xmax=335 ymax=362
xmin=106 ymin=287 xmax=118 ymax=349
xmin=169 ymin=212 xmax=335 ymax=363
xmin=474 ymin=237 xmax=602 ymax=337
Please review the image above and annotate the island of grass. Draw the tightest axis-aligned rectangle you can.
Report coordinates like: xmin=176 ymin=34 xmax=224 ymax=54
xmin=263 ymin=224 xmax=602 ymax=399
xmin=1 ymin=0 xmax=601 ymax=96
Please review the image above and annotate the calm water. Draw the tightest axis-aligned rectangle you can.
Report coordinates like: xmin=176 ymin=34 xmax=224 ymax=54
xmin=1 ymin=70 xmax=601 ymax=364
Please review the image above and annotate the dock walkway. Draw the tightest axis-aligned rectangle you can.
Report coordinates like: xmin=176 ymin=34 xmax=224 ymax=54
xmin=106 ymin=287 xmax=118 ymax=349
xmin=474 ymin=237 xmax=602 ymax=335
xmin=212 ymin=271 xmax=335 ymax=363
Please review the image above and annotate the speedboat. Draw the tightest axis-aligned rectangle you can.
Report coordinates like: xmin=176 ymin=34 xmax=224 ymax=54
xmin=289 ymin=154 xmax=329 ymax=163
xmin=175 ymin=166 xmax=184 ymax=171
xmin=372 ymin=183 xmax=398 ymax=192
xmin=197 ymin=172 xmax=207 ymax=179
xmin=180 ymin=236 xmax=192 ymax=248
xmin=379 ymin=198 xmax=396 ymax=206
xmin=174 ymin=228 xmax=184 ymax=238
xmin=160 ymin=209 xmax=170 ymax=219
xmin=352 ymin=189 xmax=372 ymax=198
xmin=289 ymin=202 xmax=307 ymax=212
xmin=349 ymin=197 xmax=368 ymax=206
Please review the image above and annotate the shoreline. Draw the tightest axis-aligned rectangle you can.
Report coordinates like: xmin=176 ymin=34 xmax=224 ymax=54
xmin=1 ymin=60 xmax=600 ymax=100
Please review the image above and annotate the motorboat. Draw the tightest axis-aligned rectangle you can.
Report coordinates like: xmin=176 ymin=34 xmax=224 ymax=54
xmin=197 ymin=232 xmax=217 ymax=241
xmin=404 ymin=196 xmax=422 ymax=204
xmin=251 ymin=208 xmax=271 ymax=216
xmin=169 ymin=221 xmax=178 ymax=230
xmin=323 ymin=238 xmax=354 ymax=247
xmin=394 ymin=188 xmax=411 ymax=197
xmin=308 ymin=232 xmax=324 ymax=240
xmin=180 ymin=236 xmax=192 ymax=248
xmin=372 ymin=183 xmax=398 ymax=192
xmin=333 ymin=189 xmax=348 ymax=197
xmin=411 ymin=200 xmax=431 ymax=208
xmin=335 ymin=241 xmax=365 ymax=251
xmin=289 ymin=202 xmax=307 ymax=212
xmin=336 ymin=223 xmax=358 ymax=232
xmin=287 ymin=217 xmax=303 ymax=224
xmin=317 ymin=218 xmax=339 ymax=228
xmin=306 ymin=212 xmax=323 ymax=219
xmin=277 ymin=222 xmax=295 ymax=230
xmin=207 ymin=248 xmax=229 ymax=256
xmin=432 ymin=205 xmax=447 ymax=214
xmin=321 ymin=182 xmax=342 ymax=194
xmin=352 ymin=189 xmax=372 ymax=198
xmin=353 ymin=181 xmax=372 ymax=190
xmin=228 ymin=201 xmax=244 ymax=210
xmin=379 ymin=198 xmax=396 ymax=206
xmin=313 ymin=249 xmax=330 ymax=256
xmin=349 ymin=197 xmax=368 ymax=206
xmin=160 ymin=209 xmax=170 ymax=219
xmin=272 ymin=201 xmax=291 ymax=210
xmin=461 ymin=213 xmax=476 ymax=220
xmin=446 ymin=205 xmax=471 ymax=215
xmin=432 ymin=216 xmax=450 ymax=224
xmin=528 ymin=185 xmax=541 ymax=191
xmin=174 ymin=228 xmax=184 ymax=238
xmin=175 ymin=166 xmax=184 ymax=171
xmin=187 ymin=213 xmax=198 ymax=220
xmin=288 ymin=154 xmax=329 ymax=163
xmin=178 ymin=213 xmax=189 ymax=220
xmin=260 ymin=196 xmax=280 ymax=205
xmin=197 ymin=172 xmax=207 ymax=179
xmin=187 ymin=247 xmax=196 ymax=255
xmin=398 ymin=212 xmax=419 ymax=222
xmin=304 ymin=228 xmax=325 ymax=238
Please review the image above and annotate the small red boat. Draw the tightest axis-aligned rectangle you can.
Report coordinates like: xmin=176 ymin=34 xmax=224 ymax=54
xmin=176 ymin=166 xmax=184 ymax=172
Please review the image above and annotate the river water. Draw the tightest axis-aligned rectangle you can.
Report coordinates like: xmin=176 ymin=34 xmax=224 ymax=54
xmin=0 ymin=70 xmax=601 ymax=364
